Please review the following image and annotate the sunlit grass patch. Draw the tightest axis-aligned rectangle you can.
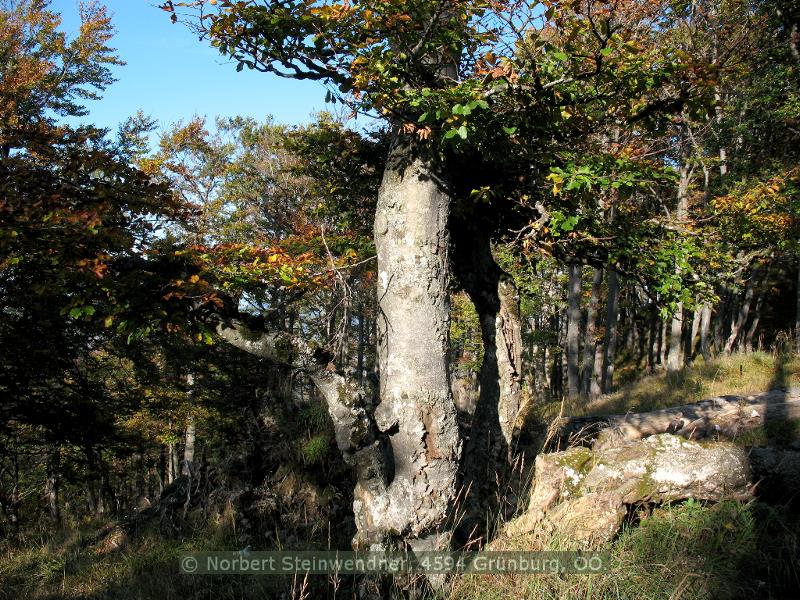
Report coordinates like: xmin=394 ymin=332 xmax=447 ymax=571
xmin=584 ymin=352 xmax=800 ymax=417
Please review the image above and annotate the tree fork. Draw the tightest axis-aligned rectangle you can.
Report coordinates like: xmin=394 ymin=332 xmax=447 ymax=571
xmin=451 ymin=216 xmax=524 ymax=537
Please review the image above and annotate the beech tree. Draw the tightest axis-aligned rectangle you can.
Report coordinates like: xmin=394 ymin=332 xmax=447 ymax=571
xmin=156 ymin=0 xmax=735 ymax=555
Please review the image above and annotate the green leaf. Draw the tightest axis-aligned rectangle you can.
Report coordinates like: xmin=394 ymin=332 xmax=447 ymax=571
xmin=457 ymin=125 xmax=468 ymax=139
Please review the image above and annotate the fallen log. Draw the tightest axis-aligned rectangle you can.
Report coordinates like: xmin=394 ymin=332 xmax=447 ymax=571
xmin=504 ymin=433 xmax=800 ymax=548
xmin=550 ymin=387 xmax=800 ymax=451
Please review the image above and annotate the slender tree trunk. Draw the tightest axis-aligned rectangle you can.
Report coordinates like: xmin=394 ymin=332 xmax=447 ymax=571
xmin=45 ymin=443 xmax=61 ymax=526
xmin=744 ymin=261 xmax=773 ymax=351
xmin=602 ymin=269 xmax=620 ymax=393
xmin=668 ymin=158 xmax=691 ymax=372
xmin=590 ymin=343 xmax=604 ymax=399
xmin=133 ymin=450 xmax=146 ymax=504
xmin=182 ymin=374 xmax=196 ymax=477
xmin=167 ymin=441 xmax=178 ymax=485
xmin=157 ymin=446 xmax=166 ymax=495
xmin=85 ymin=447 xmax=99 ymax=515
xmin=369 ymin=137 xmax=460 ymax=550
xmin=666 ymin=307 xmax=683 ymax=373
xmin=581 ymin=268 xmax=603 ymax=401
xmin=98 ymin=458 xmax=114 ymax=514
xmin=796 ymin=260 xmax=800 ymax=354
xmin=182 ymin=415 xmax=196 ymax=477
xmin=541 ymin=318 xmax=551 ymax=394
xmin=647 ymin=303 xmax=658 ymax=372
xmin=550 ymin=314 xmax=563 ymax=399
xmin=713 ymin=292 xmax=727 ymax=353
xmin=566 ymin=263 xmax=582 ymax=400
xmin=700 ymin=303 xmax=713 ymax=361
xmin=659 ymin=316 xmax=669 ymax=366
xmin=724 ymin=265 xmax=759 ymax=354
xmin=686 ymin=305 xmax=701 ymax=364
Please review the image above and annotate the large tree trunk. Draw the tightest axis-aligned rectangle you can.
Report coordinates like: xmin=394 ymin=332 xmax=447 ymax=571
xmin=566 ymin=263 xmax=582 ymax=400
xmin=371 ymin=138 xmax=461 ymax=550
xmin=214 ymin=138 xmax=461 ymax=551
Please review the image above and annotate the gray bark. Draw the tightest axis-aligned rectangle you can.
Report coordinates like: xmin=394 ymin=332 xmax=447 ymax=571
xmin=699 ymin=302 xmax=713 ymax=361
xmin=581 ymin=269 xmax=603 ymax=402
xmin=602 ymin=268 xmax=619 ymax=393
xmin=182 ymin=415 xmax=195 ymax=477
xmin=210 ymin=137 xmax=463 ymax=552
xmin=666 ymin=304 xmax=683 ymax=372
xmin=167 ymin=441 xmax=178 ymax=485
xmin=182 ymin=373 xmax=196 ymax=477
xmin=372 ymin=138 xmax=460 ymax=550
xmin=566 ymin=263 xmax=582 ymax=400
xmin=667 ymin=159 xmax=691 ymax=372
xmin=646 ymin=304 xmax=657 ymax=372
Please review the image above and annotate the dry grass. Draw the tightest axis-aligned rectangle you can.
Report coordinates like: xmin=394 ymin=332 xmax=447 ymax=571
xmin=579 ymin=351 xmax=800 ymax=417
xmin=448 ymin=500 xmax=800 ymax=600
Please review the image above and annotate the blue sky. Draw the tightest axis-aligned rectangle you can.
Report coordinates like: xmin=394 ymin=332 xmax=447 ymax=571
xmin=51 ymin=0 xmax=332 ymax=131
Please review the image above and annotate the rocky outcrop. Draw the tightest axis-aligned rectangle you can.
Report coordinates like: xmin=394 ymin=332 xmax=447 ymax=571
xmin=506 ymin=434 xmax=770 ymax=547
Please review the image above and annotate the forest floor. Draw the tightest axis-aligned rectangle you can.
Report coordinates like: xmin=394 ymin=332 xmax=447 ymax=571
xmin=2 ymin=351 xmax=799 ymax=599
xmin=454 ymin=350 xmax=800 ymax=600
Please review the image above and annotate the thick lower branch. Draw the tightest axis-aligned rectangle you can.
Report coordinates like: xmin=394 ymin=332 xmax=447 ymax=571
xmin=210 ymin=312 xmax=388 ymax=508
